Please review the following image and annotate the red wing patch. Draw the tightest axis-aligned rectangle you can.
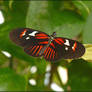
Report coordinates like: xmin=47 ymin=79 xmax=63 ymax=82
xmin=24 ymin=45 xmax=43 ymax=57
xmin=20 ymin=29 xmax=27 ymax=38
xmin=72 ymin=42 xmax=77 ymax=52
xmin=54 ymin=38 xmax=64 ymax=46
xmin=50 ymin=42 xmax=55 ymax=48
xmin=39 ymin=41 xmax=49 ymax=45
xmin=35 ymin=33 xmax=50 ymax=39
xmin=44 ymin=46 xmax=58 ymax=61
xmin=55 ymin=38 xmax=64 ymax=43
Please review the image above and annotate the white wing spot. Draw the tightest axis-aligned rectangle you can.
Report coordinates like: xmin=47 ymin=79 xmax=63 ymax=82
xmin=72 ymin=46 xmax=74 ymax=49
xmin=64 ymin=39 xmax=70 ymax=46
xmin=22 ymin=31 xmax=26 ymax=36
xmin=65 ymin=47 xmax=68 ymax=51
xmin=29 ymin=31 xmax=38 ymax=36
xmin=26 ymin=37 xmax=30 ymax=40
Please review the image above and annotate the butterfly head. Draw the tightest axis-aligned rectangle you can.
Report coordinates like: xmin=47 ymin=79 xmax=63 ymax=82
xmin=50 ymin=32 xmax=56 ymax=40
xmin=51 ymin=32 xmax=56 ymax=37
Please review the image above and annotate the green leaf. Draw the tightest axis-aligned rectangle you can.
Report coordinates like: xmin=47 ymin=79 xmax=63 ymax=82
xmin=83 ymin=1 xmax=92 ymax=12
xmin=0 ymin=1 xmax=36 ymax=62
xmin=26 ymin=1 xmax=85 ymax=38
xmin=67 ymin=59 xmax=92 ymax=91
xmin=0 ymin=51 xmax=8 ymax=65
xmin=72 ymin=1 xmax=90 ymax=19
xmin=83 ymin=12 xmax=92 ymax=44
xmin=0 ymin=68 xmax=26 ymax=91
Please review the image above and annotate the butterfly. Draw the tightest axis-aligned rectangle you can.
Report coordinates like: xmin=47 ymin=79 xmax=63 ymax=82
xmin=9 ymin=28 xmax=85 ymax=62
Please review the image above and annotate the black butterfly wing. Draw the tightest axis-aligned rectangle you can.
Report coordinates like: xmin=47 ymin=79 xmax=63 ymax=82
xmin=9 ymin=28 xmax=50 ymax=48
xmin=10 ymin=29 xmax=85 ymax=61
xmin=43 ymin=37 xmax=85 ymax=62
xmin=10 ymin=28 xmax=50 ymax=57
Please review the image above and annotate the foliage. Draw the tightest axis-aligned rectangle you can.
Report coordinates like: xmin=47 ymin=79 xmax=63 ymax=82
xmin=0 ymin=0 xmax=92 ymax=91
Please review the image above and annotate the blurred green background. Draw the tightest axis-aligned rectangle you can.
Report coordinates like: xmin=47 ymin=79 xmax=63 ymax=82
xmin=0 ymin=0 xmax=92 ymax=91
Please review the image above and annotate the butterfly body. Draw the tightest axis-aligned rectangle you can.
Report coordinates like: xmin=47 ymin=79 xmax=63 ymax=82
xmin=9 ymin=28 xmax=85 ymax=62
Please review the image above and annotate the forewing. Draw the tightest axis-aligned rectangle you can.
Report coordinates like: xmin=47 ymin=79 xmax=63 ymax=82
xmin=9 ymin=28 xmax=50 ymax=48
xmin=44 ymin=37 xmax=85 ymax=62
